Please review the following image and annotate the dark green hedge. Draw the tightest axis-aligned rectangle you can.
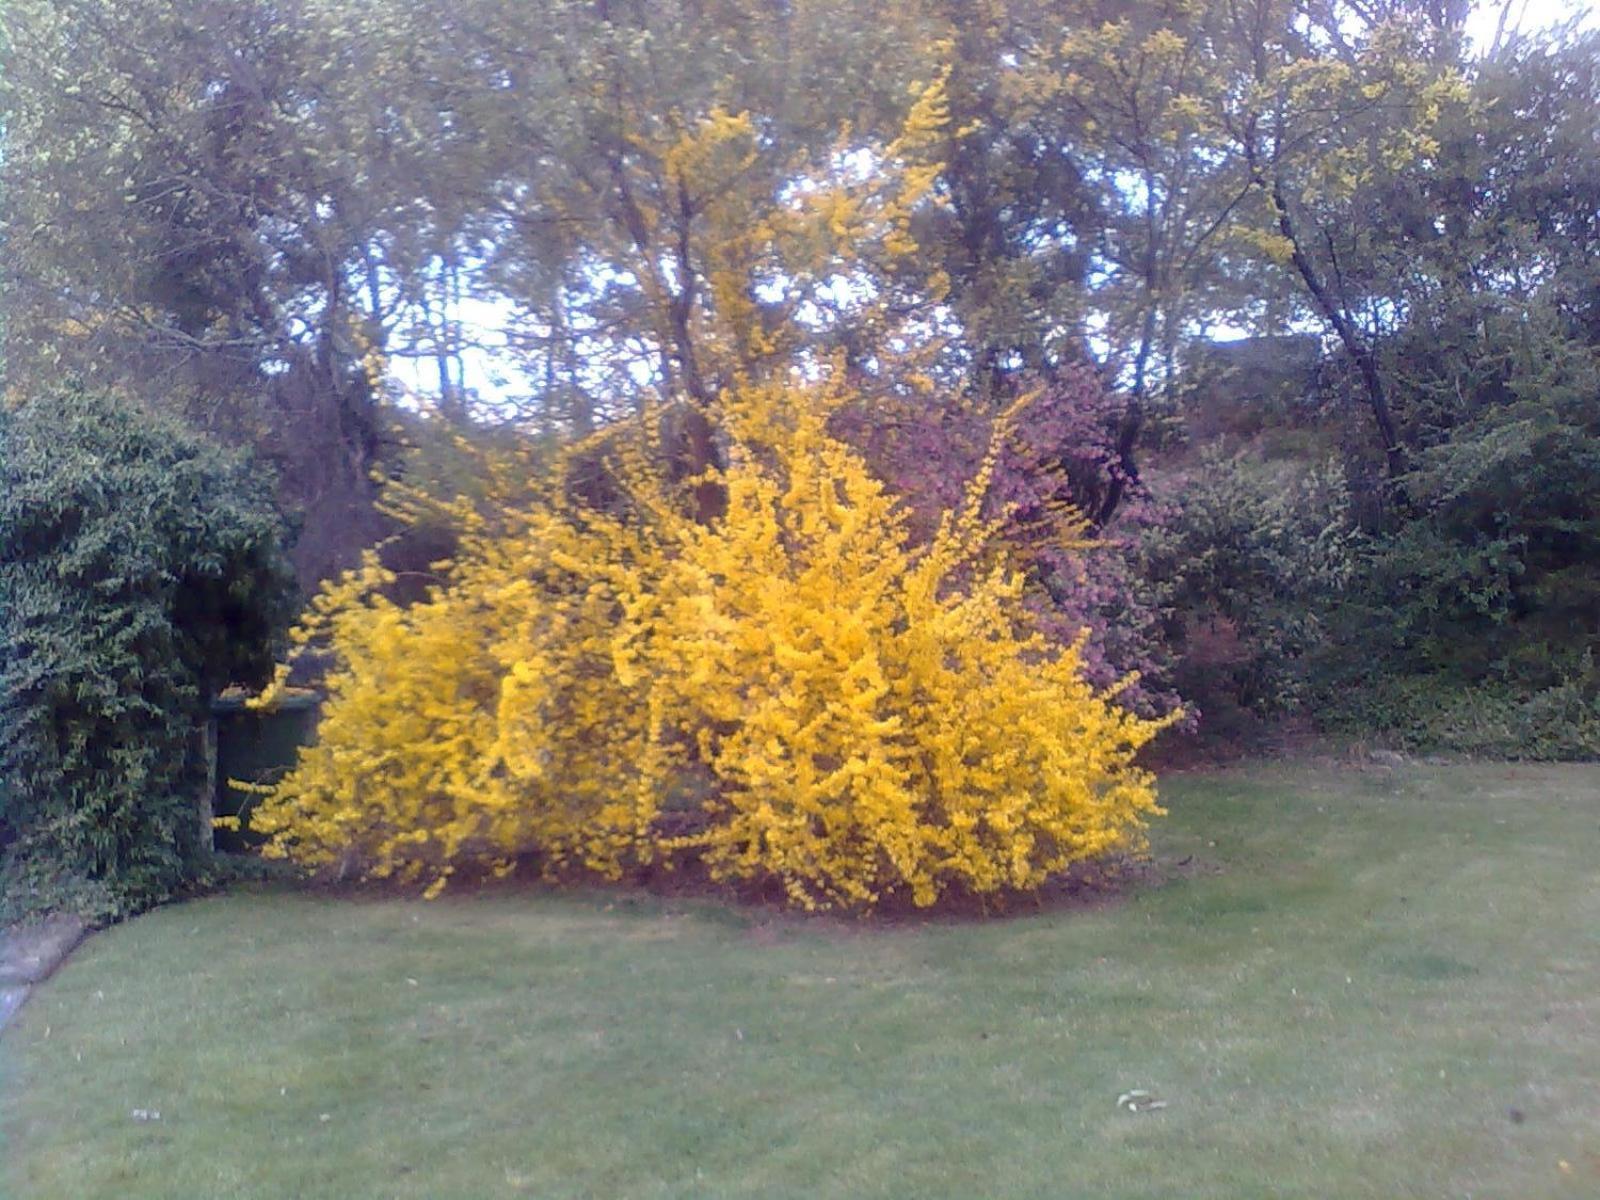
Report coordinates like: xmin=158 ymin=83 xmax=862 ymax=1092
xmin=1 ymin=386 xmax=296 ymax=918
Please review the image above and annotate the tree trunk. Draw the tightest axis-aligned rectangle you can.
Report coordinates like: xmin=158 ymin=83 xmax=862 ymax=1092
xmin=1094 ymin=303 xmax=1158 ymax=527
xmin=1266 ymin=178 xmax=1406 ymax=479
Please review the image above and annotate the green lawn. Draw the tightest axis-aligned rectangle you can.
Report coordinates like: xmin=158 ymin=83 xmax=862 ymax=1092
xmin=4 ymin=762 xmax=1598 ymax=1199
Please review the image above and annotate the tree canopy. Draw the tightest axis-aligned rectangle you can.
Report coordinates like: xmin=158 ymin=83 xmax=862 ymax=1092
xmin=3 ymin=0 xmax=1597 ymax=766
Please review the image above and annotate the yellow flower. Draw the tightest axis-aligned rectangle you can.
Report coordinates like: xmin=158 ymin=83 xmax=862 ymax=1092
xmin=252 ymin=374 xmax=1170 ymax=909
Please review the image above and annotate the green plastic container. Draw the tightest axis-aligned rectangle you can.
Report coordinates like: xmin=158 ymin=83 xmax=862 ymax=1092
xmin=209 ymin=693 xmax=321 ymax=852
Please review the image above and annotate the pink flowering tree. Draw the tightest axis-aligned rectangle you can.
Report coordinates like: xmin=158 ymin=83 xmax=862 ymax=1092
xmin=836 ymin=364 xmax=1182 ymax=719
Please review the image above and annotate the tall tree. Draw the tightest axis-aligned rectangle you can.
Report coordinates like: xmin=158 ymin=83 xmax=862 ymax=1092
xmin=1210 ymin=0 xmax=1469 ymax=479
xmin=1 ymin=0 xmax=434 ymax=581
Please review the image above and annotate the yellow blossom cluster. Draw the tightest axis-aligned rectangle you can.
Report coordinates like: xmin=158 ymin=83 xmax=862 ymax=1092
xmin=251 ymin=375 xmax=1171 ymax=909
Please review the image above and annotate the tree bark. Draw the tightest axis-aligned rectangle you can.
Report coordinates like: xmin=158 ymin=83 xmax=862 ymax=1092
xmin=1239 ymin=140 xmax=1407 ymax=481
xmin=1270 ymin=177 xmax=1404 ymax=477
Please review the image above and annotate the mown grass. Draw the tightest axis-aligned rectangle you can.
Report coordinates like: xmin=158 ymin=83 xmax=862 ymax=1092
xmin=3 ymin=762 xmax=1598 ymax=1199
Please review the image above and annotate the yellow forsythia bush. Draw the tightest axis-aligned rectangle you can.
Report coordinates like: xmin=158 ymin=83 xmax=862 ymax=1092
xmin=251 ymin=376 xmax=1172 ymax=908
xmin=248 ymin=493 xmax=664 ymax=891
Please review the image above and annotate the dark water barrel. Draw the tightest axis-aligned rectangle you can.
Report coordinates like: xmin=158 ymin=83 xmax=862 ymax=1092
xmin=209 ymin=693 xmax=321 ymax=852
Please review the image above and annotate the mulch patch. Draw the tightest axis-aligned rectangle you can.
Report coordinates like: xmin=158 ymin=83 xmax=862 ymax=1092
xmin=286 ymin=839 xmax=1212 ymax=931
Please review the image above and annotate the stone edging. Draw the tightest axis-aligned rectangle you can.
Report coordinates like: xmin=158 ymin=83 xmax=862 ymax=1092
xmin=0 ymin=915 xmax=89 ymax=1035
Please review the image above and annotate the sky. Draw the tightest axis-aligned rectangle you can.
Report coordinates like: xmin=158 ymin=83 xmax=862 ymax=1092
xmin=388 ymin=0 xmax=1597 ymax=411
xmin=1465 ymin=0 xmax=1594 ymax=47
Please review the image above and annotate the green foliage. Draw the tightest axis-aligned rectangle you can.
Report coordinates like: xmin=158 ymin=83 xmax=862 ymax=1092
xmin=0 ymin=387 xmax=295 ymax=918
xmin=1309 ymin=306 xmax=1600 ymax=757
xmin=1143 ymin=451 xmax=1355 ymax=716
xmin=1320 ymin=675 xmax=1600 ymax=762
xmin=1405 ymin=313 xmax=1599 ymax=673
xmin=1318 ymin=299 xmax=1600 ymax=697
xmin=1286 ymin=25 xmax=1600 ymax=756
